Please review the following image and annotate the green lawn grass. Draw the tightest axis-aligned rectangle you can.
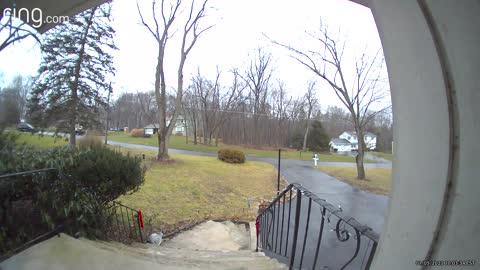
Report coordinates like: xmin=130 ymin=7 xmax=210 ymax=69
xmin=106 ymin=131 xmax=374 ymax=163
xmin=11 ymin=131 xmax=69 ymax=148
xmin=369 ymin=152 xmax=393 ymax=161
xmin=316 ymin=166 xmax=392 ymax=195
xmin=115 ymin=147 xmax=284 ymax=230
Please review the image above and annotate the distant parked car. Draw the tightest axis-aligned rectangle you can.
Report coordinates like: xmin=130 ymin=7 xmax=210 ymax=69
xmin=75 ymin=125 xmax=85 ymax=135
xmin=16 ymin=123 xmax=37 ymax=133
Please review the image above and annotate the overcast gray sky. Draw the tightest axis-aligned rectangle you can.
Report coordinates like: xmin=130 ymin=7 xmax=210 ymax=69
xmin=0 ymin=0 xmax=388 ymax=109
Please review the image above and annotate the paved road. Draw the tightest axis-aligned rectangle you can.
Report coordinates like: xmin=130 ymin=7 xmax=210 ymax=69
xmin=365 ymin=153 xmax=392 ymax=166
xmin=107 ymin=140 xmax=390 ymax=269
xmin=107 ymin=141 xmax=391 ymax=169
xmin=341 ymin=151 xmax=392 ymax=166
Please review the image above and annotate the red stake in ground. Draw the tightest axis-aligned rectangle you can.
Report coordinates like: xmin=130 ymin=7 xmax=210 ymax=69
xmin=137 ymin=210 xmax=144 ymax=228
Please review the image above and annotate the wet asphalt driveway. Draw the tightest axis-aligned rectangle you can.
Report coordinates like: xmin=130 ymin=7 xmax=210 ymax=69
xmin=247 ymin=157 xmax=389 ymax=269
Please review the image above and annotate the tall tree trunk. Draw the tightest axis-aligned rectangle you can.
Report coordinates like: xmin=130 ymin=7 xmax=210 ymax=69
xmin=157 ymin=130 xmax=169 ymax=159
xmin=160 ymin=49 xmax=187 ymax=157
xmin=208 ymin=133 xmax=213 ymax=145
xmin=355 ymin=128 xmax=366 ymax=179
xmin=302 ymin=119 xmax=310 ymax=151
xmin=253 ymin=116 xmax=258 ymax=145
xmin=193 ymin=118 xmax=198 ymax=144
xmin=137 ymin=0 xmax=211 ymax=161
xmin=69 ymin=8 xmax=95 ymax=146
xmin=185 ymin=122 xmax=188 ymax=144
xmin=302 ymin=105 xmax=313 ymax=151
xmin=242 ymin=107 xmax=247 ymax=144
xmin=215 ymin=130 xmax=219 ymax=146
xmin=202 ymin=113 xmax=208 ymax=145
xmin=155 ymin=45 xmax=167 ymax=159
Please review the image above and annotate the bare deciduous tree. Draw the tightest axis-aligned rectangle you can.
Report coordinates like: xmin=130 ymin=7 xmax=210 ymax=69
xmin=182 ymin=87 xmax=199 ymax=144
xmin=209 ymin=70 xmax=245 ymax=146
xmin=302 ymin=81 xmax=318 ymax=151
xmin=271 ymin=80 xmax=292 ymax=146
xmin=0 ymin=75 xmax=31 ymax=121
xmin=239 ymin=48 xmax=273 ymax=145
xmin=321 ymin=105 xmax=352 ymax=138
xmin=111 ymin=91 xmax=158 ymax=130
xmin=273 ymin=23 xmax=391 ymax=179
xmin=0 ymin=13 xmax=40 ymax=52
xmin=136 ymin=90 xmax=158 ymax=127
xmin=191 ymin=68 xmax=218 ymax=145
xmin=184 ymin=68 xmax=245 ymax=146
xmin=137 ymin=0 xmax=213 ymax=160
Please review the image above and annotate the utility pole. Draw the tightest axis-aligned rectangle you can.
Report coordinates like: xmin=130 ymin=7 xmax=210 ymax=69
xmin=104 ymin=83 xmax=112 ymax=145
xmin=277 ymin=149 xmax=281 ymax=195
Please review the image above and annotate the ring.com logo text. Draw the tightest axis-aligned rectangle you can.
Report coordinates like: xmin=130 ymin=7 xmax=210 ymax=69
xmin=3 ymin=2 xmax=69 ymax=28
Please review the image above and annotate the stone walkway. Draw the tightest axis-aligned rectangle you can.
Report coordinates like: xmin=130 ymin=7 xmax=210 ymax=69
xmin=163 ymin=220 xmax=250 ymax=251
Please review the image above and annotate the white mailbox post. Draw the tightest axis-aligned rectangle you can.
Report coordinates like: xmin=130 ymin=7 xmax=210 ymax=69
xmin=313 ymin=153 xmax=319 ymax=166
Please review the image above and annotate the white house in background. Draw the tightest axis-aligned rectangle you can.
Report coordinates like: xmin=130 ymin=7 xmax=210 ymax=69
xmin=144 ymin=116 xmax=187 ymax=136
xmin=330 ymin=131 xmax=377 ymax=152
xmin=329 ymin=138 xmax=354 ymax=152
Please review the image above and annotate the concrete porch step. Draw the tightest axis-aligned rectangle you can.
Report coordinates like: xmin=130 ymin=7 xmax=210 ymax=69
xmin=1 ymin=233 xmax=287 ymax=270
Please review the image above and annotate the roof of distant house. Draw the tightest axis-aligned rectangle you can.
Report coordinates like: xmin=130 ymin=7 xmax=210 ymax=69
xmin=330 ymin=138 xmax=352 ymax=145
xmin=165 ymin=115 xmax=185 ymax=120
xmin=342 ymin=131 xmax=377 ymax=137
xmin=144 ymin=124 xmax=159 ymax=129
xmin=144 ymin=117 xmax=185 ymax=129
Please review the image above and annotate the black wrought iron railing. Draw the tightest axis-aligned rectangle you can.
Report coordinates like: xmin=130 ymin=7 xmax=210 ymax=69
xmin=56 ymin=170 xmax=145 ymax=244
xmin=256 ymin=183 xmax=379 ymax=270
xmin=0 ymin=168 xmax=58 ymax=180
xmin=106 ymin=201 xmax=144 ymax=243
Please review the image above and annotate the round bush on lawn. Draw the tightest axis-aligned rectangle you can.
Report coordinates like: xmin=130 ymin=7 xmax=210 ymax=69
xmin=131 ymin=128 xmax=145 ymax=138
xmin=218 ymin=148 xmax=246 ymax=164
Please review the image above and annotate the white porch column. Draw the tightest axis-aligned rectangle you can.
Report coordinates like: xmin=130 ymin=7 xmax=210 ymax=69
xmin=365 ymin=0 xmax=480 ymax=268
